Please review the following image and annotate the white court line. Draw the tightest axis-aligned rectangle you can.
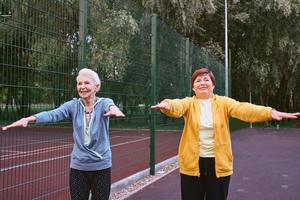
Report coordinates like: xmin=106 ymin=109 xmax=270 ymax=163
xmin=0 ymin=154 xmax=70 ymax=172
xmin=0 ymin=149 xmax=26 ymax=153
xmin=111 ymin=135 xmax=148 ymax=139
xmin=0 ymin=171 xmax=67 ymax=192
xmin=0 ymin=137 xmax=150 ymax=172
xmin=111 ymin=137 xmax=149 ymax=147
xmin=110 ymin=136 xmax=121 ymax=139
xmin=0 ymin=138 xmax=71 ymax=150
xmin=32 ymin=187 xmax=69 ymax=200
xmin=0 ymin=144 xmax=73 ymax=160
xmin=1 ymin=136 xmax=148 ymax=160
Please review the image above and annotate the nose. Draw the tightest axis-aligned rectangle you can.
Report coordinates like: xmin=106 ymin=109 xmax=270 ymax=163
xmin=78 ymin=83 xmax=86 ymax=89
xmin=199 ymin=80 xmax=206 ymax=85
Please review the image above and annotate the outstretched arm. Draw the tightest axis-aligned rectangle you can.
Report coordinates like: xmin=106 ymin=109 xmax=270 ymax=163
xmin=150 ymin=101 xmax=170 ymax=110
xmin=104 ymin=105 xmax=125 ymax=117
xmin=271 ymin=110 xmax=300 ymax=121
xmin=2 ymin=116 xmax=37 ymax=131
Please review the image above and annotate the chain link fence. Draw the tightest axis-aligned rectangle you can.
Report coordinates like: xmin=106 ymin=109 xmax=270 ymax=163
xmin=0 ymin=0 xmax=225 ymax=199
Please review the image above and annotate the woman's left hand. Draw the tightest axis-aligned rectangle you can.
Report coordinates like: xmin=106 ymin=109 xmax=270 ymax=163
xmin=271 ymin=110 xmax=300 ymax=120
xmin=104 ymin=106 xmax=125 ymax=117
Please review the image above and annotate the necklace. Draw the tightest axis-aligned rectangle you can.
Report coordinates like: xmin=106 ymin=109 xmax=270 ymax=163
xmin=83 ymin=97 xmax=96 ymax=114
xmin=84 ymin=110 xmax=93 ymax=114
xmin=85 ymin=110 xmax=93 ymax=125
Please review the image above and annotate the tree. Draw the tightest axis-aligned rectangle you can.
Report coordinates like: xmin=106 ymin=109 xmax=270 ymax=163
xmin=138 ymin=0 xmax=300 ymax=112
xmin=0 ymin=0 xmax=79 ymax=120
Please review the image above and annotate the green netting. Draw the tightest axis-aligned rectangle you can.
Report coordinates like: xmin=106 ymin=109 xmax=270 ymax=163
xmin=190 ymin=42 xmax=225 ymax=95
xmin=0 ymin=0 xmax=224 ymax=128
xmin=86 ymin=0 xmax=152 ymax=129
xmin=0 ymin=0 xmax=225 ymax=199
xmin=83 ymin=1 xmax=225 ymax=130
xmin=0 ymin=0 xmax=79 ymax=124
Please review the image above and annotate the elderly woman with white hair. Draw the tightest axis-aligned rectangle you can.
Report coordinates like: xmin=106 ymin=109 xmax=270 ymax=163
xmin=2 ymin=68 xmax=125 ymax=200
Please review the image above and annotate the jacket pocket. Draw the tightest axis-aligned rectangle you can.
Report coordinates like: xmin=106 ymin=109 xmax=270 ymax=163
xmin=179 ymin=144 xmax=199 ymax=170
xmin=215 ymin=145 xmax=233 ymax=173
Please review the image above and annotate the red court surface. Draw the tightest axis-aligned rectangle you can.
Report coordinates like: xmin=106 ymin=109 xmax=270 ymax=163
xmin=0 ymin=127 xmax=181 ymax=200
xmin=127 ymin=128 xmax=300 ymax=200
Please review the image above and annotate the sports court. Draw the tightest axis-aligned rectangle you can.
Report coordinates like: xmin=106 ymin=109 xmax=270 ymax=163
xmin=126 ymin=128 xmax=300 ymax=200
xmin=1 ymin=123 xmax=299 ymax=199
xmin=0 ymin=127 xmax=181 ymax=199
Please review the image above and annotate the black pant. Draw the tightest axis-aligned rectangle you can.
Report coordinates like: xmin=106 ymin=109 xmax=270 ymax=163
xmin=181 ymin=158 xmax=230 ymax=200
xmin=69 ymin=168 xmax=111 ymax=200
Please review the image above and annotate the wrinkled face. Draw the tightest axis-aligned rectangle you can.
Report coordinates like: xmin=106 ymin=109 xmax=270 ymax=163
xmin=192 ymin=74 xmax=215 ymax=99
xmin=76 ymin=76 xmax=99 ymax=99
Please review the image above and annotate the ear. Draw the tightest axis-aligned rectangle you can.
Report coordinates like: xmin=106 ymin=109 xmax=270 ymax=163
xmin=95 ymin=84 xmax=100 ymax=92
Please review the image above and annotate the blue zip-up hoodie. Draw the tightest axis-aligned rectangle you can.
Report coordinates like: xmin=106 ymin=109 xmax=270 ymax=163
xmin=34 ymin=97 xmax=115 ymax=171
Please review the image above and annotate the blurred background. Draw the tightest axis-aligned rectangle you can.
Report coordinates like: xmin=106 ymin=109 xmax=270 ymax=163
xmin=0 ymin=0 xmax=299 ymax=199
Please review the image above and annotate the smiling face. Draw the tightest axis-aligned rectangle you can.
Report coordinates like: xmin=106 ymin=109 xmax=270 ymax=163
xmin=192 ymin=73 xmax=215 ymax=99
xmin=76 ymin=76 xmax=99 ymax=100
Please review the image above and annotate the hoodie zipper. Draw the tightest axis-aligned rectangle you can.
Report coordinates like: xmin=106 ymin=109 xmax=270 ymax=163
xmin=80 ymin=98 xmax=104 ymax=159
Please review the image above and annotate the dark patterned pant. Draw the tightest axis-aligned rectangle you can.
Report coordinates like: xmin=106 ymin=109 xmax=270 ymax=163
xmin=181 ymin=158 xmax=230 ymax=200
xmin=69 ymin=168 xmax=111 ymax=200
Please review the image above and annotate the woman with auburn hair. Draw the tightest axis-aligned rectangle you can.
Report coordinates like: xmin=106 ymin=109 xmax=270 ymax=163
xmin=151 ymin=67 xmax=299 ymax=200
xmin=2 ymin=68 xmax=125 ymax=200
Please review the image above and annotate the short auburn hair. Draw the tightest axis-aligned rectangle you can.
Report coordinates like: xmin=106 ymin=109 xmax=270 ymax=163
xmin=191 ymin=67 xmax=216 ymax=86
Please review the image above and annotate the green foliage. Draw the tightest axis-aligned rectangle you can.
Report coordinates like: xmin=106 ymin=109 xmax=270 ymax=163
xmin=141 ymin=0 xmax=216 ymax=35
xmin=0 ymin=0 xmax=224 ymax=129
xmin=0 ymin=0 xmax=78 ymax=119
xmin=228 ymin=0 xmax=300 ymax=111
xmin=88 ymin=6 xmax=140 ymax=81
xmin=138 ymin=0 xmax=300 ymax=112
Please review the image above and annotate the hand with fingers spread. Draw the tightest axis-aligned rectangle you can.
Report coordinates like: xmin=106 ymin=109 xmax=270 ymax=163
xmin=150 ymin=101 xmax=170 ymax=110
xmin=104 ymin=105 xmax=125 ymax=117
xmin=271 ymin=110 xmax=300 ymax=121
xmin=2 ymin=116 xmax=36 ymax=131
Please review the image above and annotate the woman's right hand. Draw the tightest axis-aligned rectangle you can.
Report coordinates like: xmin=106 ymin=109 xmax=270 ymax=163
xmin=1 ymin=116 xmax=36 ymax=131
xmin=150 ymin=101 xmax=170 ymax=110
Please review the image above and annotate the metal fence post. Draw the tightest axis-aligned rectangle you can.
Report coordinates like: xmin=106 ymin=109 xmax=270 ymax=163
xmin=150 ymin=14 xmax=157 ymax=175
xmin=180 ymin=42 xmax=185 ymax=97
xmin=79 ymin=0 xmax=88 ymax=68
xmin=185 ymin=38 xmax=191 ymax=96
xmin=229 ymin=48 xmax=231 ymax=97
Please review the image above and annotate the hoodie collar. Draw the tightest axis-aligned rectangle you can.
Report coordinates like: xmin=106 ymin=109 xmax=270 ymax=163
xmin=79 ymin=97 xmax=102 ymax=108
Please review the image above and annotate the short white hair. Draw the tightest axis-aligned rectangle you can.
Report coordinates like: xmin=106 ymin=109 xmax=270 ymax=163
xmin=76 ymin=68 xmax=101 ymax=91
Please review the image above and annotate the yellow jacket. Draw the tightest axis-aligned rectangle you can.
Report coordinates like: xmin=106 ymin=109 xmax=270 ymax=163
xmin=161 ymin=94 xmax=273 ymax=177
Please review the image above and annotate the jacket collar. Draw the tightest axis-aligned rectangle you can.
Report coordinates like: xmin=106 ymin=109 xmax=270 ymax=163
xmin=192 ymin=94 xmax=217 ymax=101
xmin=79 ymin=97 xmax=102 ymax=108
